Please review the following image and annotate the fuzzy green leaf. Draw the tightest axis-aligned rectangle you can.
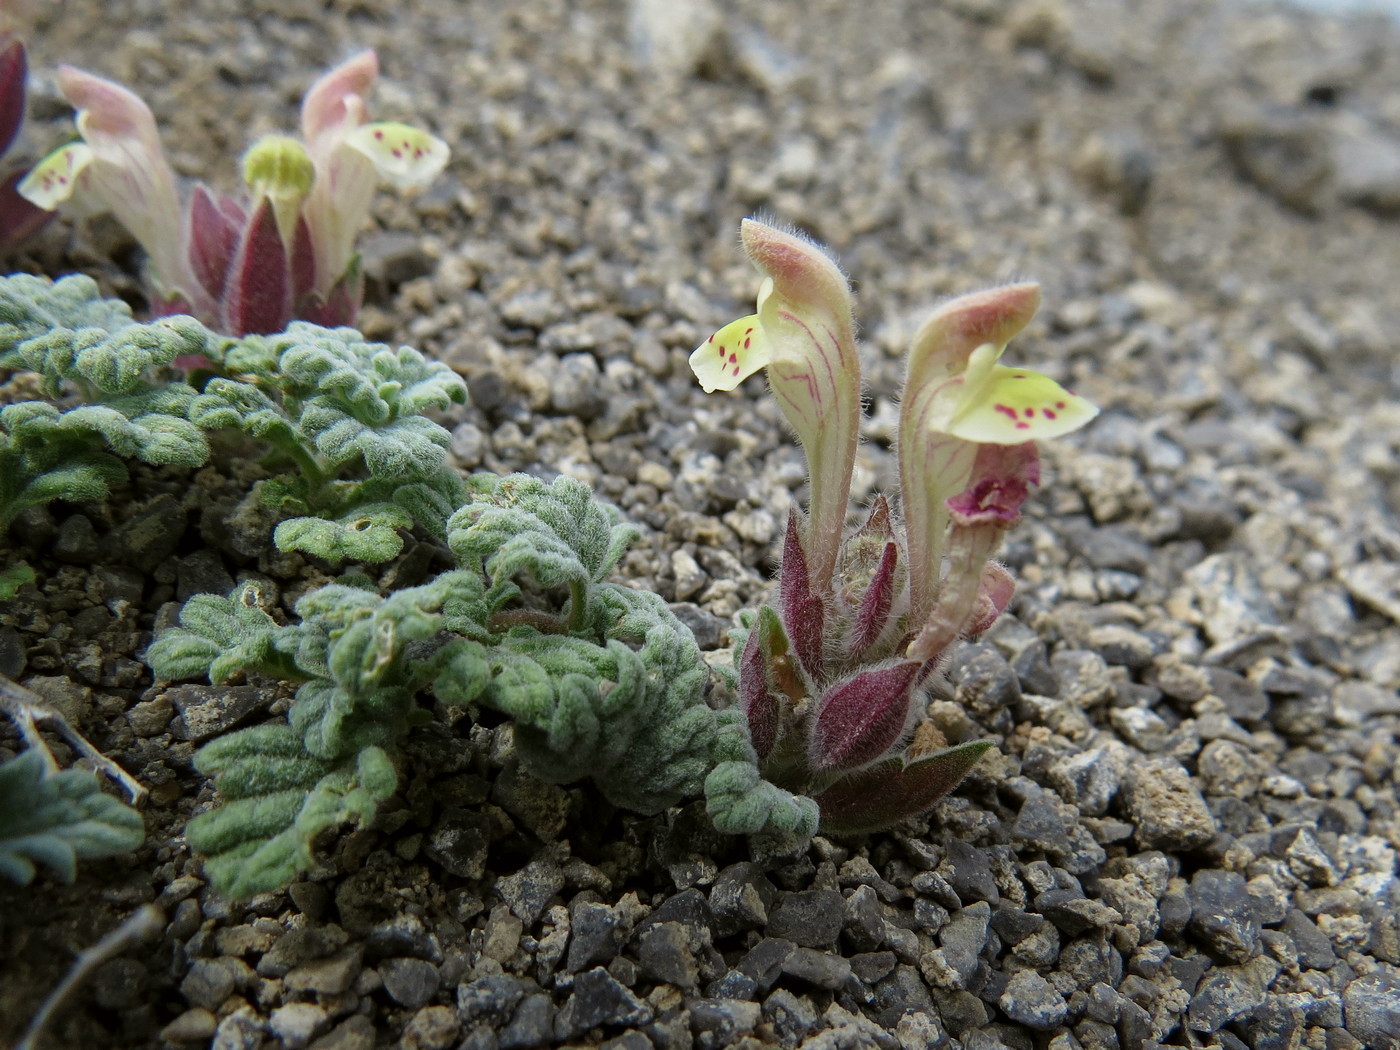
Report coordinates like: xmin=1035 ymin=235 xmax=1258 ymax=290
xmin=189 ymin=378 xmax=299 ymax=445
xmin=188 ymin=725 xmax=396 ymax=899
xmin=10 ymin=316 xmax=211 ymax=397
xmin=146 ymin=583 xmax=308 ymax=684
xmin=60 ymin=403 xmax=207 ymax=467
xmin=0 ymin=274 xmax=135 ymax=359
xmin=0 ymin=751 xmax=145 ymax=885
xmin=273 ymin=503 xmax=413 ymax=564
xmin=448 ymin=473 xmax=641 ymax=594
xmin=469 ymin=582 xmax=719 ymax=815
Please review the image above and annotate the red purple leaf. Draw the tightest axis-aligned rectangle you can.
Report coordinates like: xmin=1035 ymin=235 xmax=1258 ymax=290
xmin=220 ymin=196 xmax=291 ymax=337
xmin=813 ymin=739 xmax=993 ymax=835
xmin=0 ymin=39 xmax=25 ymax=160
xmin=738 ymin=611 xmax=781 ymax=761
xmin=300 ymin=254 xmax=363 ymax=327
xmin=848 ymin=539 xmax=899 ymax=659
xmin=779 ymin=510 xmax=826 ymax=680
xmin=0 ymin=169 xmax=51 ymax=254
xmin=289 ymin=214 xmax=315 ymax=305
xmin=187 ymin=185 xmax=241 ymax=300
xmin=809 ymin=660 xmax=920 ymax=773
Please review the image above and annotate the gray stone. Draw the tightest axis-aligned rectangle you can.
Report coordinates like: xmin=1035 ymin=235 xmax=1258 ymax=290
xmin=560 ymin=968 xmax=652 ymax=1033
xmin=549 ymin=353 xmax=608 ymax=421
xmin=1344 ymin=972 xmax=1400 ymax=1049
xmin=114 ymin=494 xmax=187 ymax=573
xmin=637 ymin=921 xmax=700 ymax=989
xmin=1035 ymin=888 xmax=1122 ymax=936
xmin=709 ymin=861 xmax=776 ymax=936
xmin=1333 ymin=120 xmax=1400 ymax=216
xmin=929 ymin=901 xmax=991 ymax=987
xmin=365 ymin=913 xmax=442 ymax=963
xmin=1012 ymin=642 xmax=1061 ymax=697
xmin=1189 ymin=869 xmax=1260 ymax=963
xmin=870 ymin=963 xmax=935 ymax=1027
xmin=496 ymin=858 xmax=565 ymax=926
xmin=211 ymin=1007 xmax=263 ymax=1050
xmin=180 ymin=956 xmax=242 ymax=1011
xmin=999 ymin=969 xmax=1069 ymax=1030
xmin=763 ymin=988 xmax=819 ymax=1043
xmin=1283 ymin=909 xmax=1337 ymax=971
xmin=600 ymin=1033 xmax=654 ymax=1050
xmin=257 ymin=924 xmax=349 ymax=978
xmin=285 ymin=947 xmax=362 ymax=996
xmin=765 ymin=889 xmax=843 ymax=948
xmin=307 ymin=1014 xmax=374 ymax=1050
xmin=53 ymin=513 xmax=101 ymax=564
xmin=951 ymin=644 xmax=1022 ymax=715
xmin=165 ymin=684 xmax=276 ymax=741
xmin=781 ymin=947 xmax=851 ymax=990
xmin=499 ymin=994 xmax=554 ymax=1050
xmin=380 ymin=957 xmax=440 ymax=1009
xmin=941 ymin=839 xmax=1000 ymax=904
xmin=1048 ymin=748 xmax=1120 ymax=816
xmin=268 ymin=1002 xmax=328 ymax=1049
xmin=1012 ymin=791 xmax=1071 ymax=851
xmin=176 ymin=549 xmax=235 ymax=602
xmin=1186 ymin=957 xmax=1277 ymax=1033
xmin=161 ymin=1009 xmax=218 ymax=1044
xmin=1220 ymin=104 xmax=1331 ymax=213
xmin=736 ymin=938 xmax=794 ymax=992
xmin=706 ymin=969 xmax=758 ymax=1001
xmin=688 ymin=998 xmax=760 ymax=1050
xmin=457 ymin=975 xmax=527 ymax=1026
xmin=842 ymin=884 xmax=887 ymax=952
xmin=424 ymin=808 xmax=492 ymax=880
xmin=1124 ymin=758 xmax=1218 ymax=850
xmin=567 ymin=900 xmax=621 ymax=972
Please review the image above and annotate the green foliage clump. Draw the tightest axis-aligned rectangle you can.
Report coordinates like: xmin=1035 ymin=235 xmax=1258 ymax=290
xmin=0 ymin=275 xmax=211 ymax=530
xmin=0 ymin=750 xmax=145 ymax=885
xmin=0 ymin=275 xmax=466 ymax=559
xmin=150 ymin=474 xmax=809 ymax=897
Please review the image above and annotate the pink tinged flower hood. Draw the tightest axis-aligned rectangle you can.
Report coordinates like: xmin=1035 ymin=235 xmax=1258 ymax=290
xmin=689 ymin=219 xmax=862 ymax=587
xmin=43 ymin=66 xmax=187 ymax=297
xmin=298 ymin=50 xmax=449 ymax=298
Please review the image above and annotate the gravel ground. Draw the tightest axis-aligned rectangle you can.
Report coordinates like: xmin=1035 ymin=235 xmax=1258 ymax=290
xmin=3 ymin=1 xmax=1400 ymax=1048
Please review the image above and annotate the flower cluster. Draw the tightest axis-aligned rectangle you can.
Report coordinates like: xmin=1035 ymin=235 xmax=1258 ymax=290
xmin=692 ymin=219 xmax=1097 ymax=834
xmin=18 ymin=50 xmax=448 ymax=336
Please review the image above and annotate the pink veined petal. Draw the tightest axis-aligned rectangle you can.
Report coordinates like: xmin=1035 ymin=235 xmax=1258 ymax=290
xmin=56 ymin=66 xmax=187 ymax=294
xmin=301 ymin=50 xmax=378 ymax=155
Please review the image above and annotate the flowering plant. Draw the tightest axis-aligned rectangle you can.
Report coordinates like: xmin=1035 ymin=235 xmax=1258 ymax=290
xmin=694 ymin=219 xmax=1097 ymax=835
xmin=18 ymin=50 xmax=447 ymax=336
